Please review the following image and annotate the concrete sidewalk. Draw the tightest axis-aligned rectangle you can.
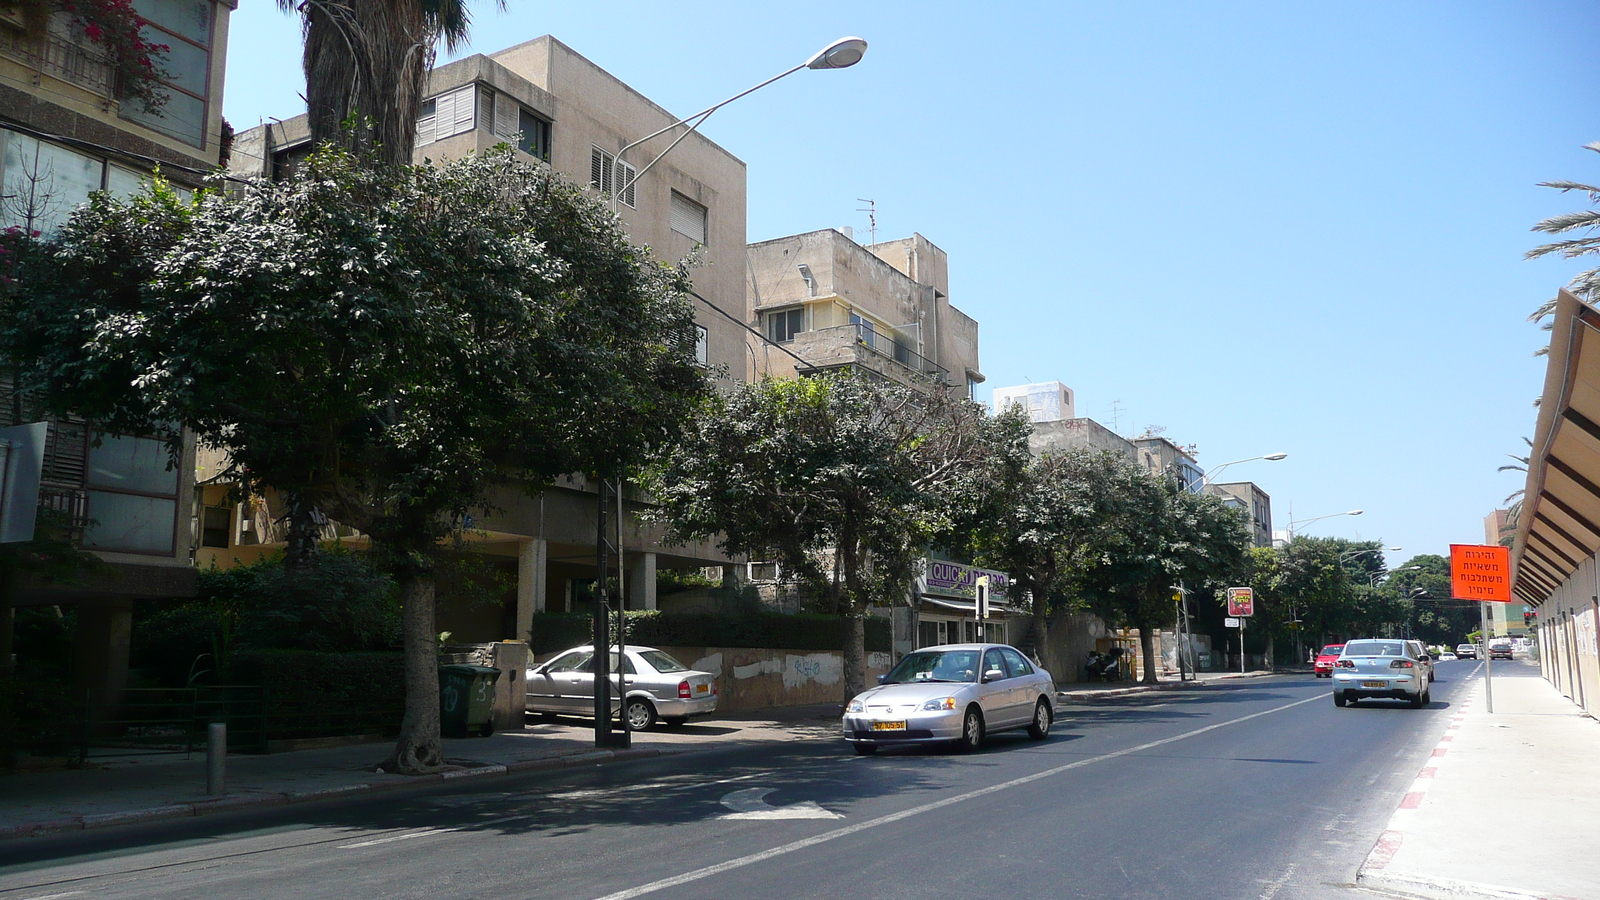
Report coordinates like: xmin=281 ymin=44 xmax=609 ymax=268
xmin=0 ymin=703 xmax=843 ymax=840
xmin=1357 ymin=664 xmax=1600 ymax=900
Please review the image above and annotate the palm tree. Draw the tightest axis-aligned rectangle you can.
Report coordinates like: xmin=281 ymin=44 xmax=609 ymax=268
xmin=276 ymin=0 xmax=501 ymax=167
xmin=1498 ymin=437 xmax=1532 ymax=534
xmin=1527 ymin=142 xmax=1600 ymax=325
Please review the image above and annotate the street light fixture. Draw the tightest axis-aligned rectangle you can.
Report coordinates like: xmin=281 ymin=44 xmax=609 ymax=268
xmin=1369 ymin=565 xmax=1421 ymax=587
xmin=1340 ymin=546 xmax=1401 ymax=561
xmin=1286 ymin=509 xmax=1362 ymax=537
xmin=609 ymin=36 xmax=869 ymax=208
xmin=590 ymin=37 xmax=868 ymax=750
xmin=1193 ymin=452 xmax=1289 ymax=489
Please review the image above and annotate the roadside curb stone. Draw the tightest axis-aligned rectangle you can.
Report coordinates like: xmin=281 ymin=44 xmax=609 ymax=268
xmin=81 ymin=806 xmax=193 ymax=829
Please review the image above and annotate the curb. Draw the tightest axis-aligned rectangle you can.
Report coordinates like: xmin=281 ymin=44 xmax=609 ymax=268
xmin=0 ymin=745 xmax=683 ymax=842
xmin=1056 ymin=670 xmax=1275 ymax=702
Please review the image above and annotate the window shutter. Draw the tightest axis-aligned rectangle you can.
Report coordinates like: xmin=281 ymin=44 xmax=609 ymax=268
xmin=670 ymin=191 xmax=707 ymax=243
xmin=417 ymin=99 xmax=436 ymax=145
xmin=494 ymin=92 xmax=519 ymax=139
xmin=479 ymin=87 xmax=494 ymax=134
xmin=615 ymin=158 xmax=636 ymax=207
xmin=450 ymin=86 xmax=475 ymax=135
xmin=591 ymin=146 xmax=609 ymax=192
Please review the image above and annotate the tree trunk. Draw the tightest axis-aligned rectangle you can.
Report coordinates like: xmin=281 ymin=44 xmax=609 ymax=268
xmin=841 ymin=610 xmax=865 ymax=706
xmin=302 ymin=0 xmax=435 ymax=168
xmin=282 ymin=492 xmax=320 ymax=572
xmin=1138 ymin=624 xmax=1160 ymax=684
xmin=1264 ymin=633 xmax=1276 ymax=672
xmin=386 ymin=565 xmax=442 ymax=774
xmin=1031 ymin=597 xmax=1060 ymax=682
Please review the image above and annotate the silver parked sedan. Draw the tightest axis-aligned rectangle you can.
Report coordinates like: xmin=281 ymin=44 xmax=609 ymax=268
xmin=1331 ymin=638 xmax=1429 ymax=708
xmin=526 ymin=645 xmax=717 ymax=730
xmin=842 ymin=643 xmax=1056 ymax=755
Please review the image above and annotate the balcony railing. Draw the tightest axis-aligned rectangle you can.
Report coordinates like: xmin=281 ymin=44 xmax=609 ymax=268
xmin=0 ymin=15 xmax=115 ymax=98
xmin=848 ymin=323 xmax=949 ymax=382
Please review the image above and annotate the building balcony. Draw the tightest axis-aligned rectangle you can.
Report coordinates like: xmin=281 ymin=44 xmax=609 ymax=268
xmin=787 ymin=324 xmax=949 ymax=386
xmin=0 ymin=13 xmax=115 ymax=99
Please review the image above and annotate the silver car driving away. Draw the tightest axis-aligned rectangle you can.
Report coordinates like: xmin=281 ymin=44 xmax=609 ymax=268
xmin=842 ymin=643 xmax=1056 ymax=754
xmin=1331 ymin=638 xmax=1430 ymax=708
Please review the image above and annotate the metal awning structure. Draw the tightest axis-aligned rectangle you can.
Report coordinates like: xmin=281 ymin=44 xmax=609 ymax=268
xmin=1511 ymin=289 xmax=1600 ymax=605
xmin=918 ymin=595 xmax=1016 ymax=616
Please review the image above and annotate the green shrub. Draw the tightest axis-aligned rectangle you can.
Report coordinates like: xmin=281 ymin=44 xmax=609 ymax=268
xmin=224 ymin=649 xmax=405 ymax=740
xmin=528 ymin=611 xmax=891 ymax=654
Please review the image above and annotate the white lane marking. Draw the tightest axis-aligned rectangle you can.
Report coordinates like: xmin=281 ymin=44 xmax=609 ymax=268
xmin=17 ymin=893 xmax=87 ymax=900
xmin=588 ymin=692 xmax=1325 ymax=900
xmin=1259 ymin=861 xmax=1298 ymax=900
xmin=548 ymin=773 xmax=762 ymax=802
xmin=338 ymin=828 xmax=450 ymax=848
xmin=719 ymin=788 xmax=842 ymax=820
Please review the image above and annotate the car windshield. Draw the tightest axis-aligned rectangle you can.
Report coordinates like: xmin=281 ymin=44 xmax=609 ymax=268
xmin=638 ymin=650 xmax=688 ymax=673
xmin=1343 ymin=640 xmax=1405 ymax=657
xmin=883 ymin=649 xmax=981 ymax=684
xmin=1320 ymin=646 xmax=1344 ymax=655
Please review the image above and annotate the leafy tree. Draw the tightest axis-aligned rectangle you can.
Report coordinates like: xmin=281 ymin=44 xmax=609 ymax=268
xmin=652 ymin=374 xmax=1003 ymax=702
xmin=1388 ymin=554 xmax=1470 ymax=645
xmin=1084 ymin=470 xmax=1249 ymax=684
xmin=946 ymin=446 xmax=1129 ymax=679
xmin=1 ymin=147 xmax=707 ymax=772
xmin=275 ymin=0 xmax=503 ymax=167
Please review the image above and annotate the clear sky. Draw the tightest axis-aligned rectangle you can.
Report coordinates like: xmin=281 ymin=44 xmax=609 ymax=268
xmin=221 ymin=1 xmax=1600 ymax=567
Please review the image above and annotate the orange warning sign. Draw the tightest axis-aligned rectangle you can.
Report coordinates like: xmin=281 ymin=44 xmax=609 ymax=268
xmin=1449 ymin=544 xmax=1512 ymax=603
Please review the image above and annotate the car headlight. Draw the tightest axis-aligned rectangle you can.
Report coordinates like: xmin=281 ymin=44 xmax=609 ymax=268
xmin=846 ymin=699 xmax=864 ymax=714
xmin=920 ymin=697 xmax=957 ymax=711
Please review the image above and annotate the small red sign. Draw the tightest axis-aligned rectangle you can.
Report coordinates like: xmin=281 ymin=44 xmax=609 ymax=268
xmin=1227 ymin=587 xmax=1254 ymax=617
xmin=1450 ymin=544 xmax=1512 ymax=603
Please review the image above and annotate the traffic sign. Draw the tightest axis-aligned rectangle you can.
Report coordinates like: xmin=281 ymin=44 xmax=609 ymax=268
xmin=1226 ymin=587 xmax=1254 ymax=617
xmin=1225 ymin=617 xmax=1240 ymax=628
xmin=1449 ymin=544 xmax=1512 ymax=603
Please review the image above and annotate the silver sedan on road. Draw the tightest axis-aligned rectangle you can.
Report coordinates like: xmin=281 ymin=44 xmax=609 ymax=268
xmin=1331 ymin=638 xmax=1429 ymax=708
xmin=526 ymin=645 xmax=718 ymax=730
xmin=842 ymin=643 xmax=1056 ymax=754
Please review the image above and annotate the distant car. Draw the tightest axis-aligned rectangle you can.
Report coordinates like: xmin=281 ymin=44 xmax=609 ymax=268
xmin=1488 ymin=640 xmax=1513 ymax=661
xmin=1314 ymin=644 xmax=1345 ymax=678
xmin=1406 ymin=639 xmax=1436 ymax=683
xmin=526 ymin=645 xmax=717 ymax=730
xmin=842 ymin=643 xmax=1056 ymax=754
xmin=1437 ymin=652 xmax=1457 ymax=661
xmin=1456 ymin=643 xmax=1478 ymax=660
xmin=1332 ymin=639 xmax=1430 ymax=708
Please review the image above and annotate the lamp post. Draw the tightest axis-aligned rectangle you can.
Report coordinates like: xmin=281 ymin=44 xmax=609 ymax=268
xmin=1193 ymin=452 xmax=1288 ymax=490
xmin=590 ymin=37 xmax=868 ymax=750
xmin=1285 ymin=509 xmax=1363 ymax=538
xmin=1370 ymin=565 xmax=1421 ymax=588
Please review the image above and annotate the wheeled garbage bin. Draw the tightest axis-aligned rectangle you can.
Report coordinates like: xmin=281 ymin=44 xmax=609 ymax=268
xmin=439 ymin=664 xmax=502 ymax=738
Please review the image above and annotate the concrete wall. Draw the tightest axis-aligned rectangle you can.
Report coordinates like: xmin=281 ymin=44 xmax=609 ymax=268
xmin=1536 ymin=554 xmax=1600 ymax=717
xmin=1028 ymin=418 xmax=1137 ymax=463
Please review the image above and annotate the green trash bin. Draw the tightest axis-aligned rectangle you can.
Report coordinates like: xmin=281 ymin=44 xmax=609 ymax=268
xmin=439 ymin=664 xmax=501 ymax=738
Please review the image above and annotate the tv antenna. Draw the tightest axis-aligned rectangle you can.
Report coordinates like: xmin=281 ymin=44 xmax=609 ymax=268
xmin=857 ymin=198 xmax=877 ymax=246
xmin=1109 ymin=400 xmax=1125 ymax=434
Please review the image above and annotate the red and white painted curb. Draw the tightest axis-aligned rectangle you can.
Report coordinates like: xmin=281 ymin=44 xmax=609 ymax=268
xmin=1355 ymin=680 xmax=1585 ymax=900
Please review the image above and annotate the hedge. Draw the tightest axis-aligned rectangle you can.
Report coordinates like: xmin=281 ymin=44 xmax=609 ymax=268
xmin=225 ymin=649 xmax=405 ymax=741
xmin=529 ymin=611 xmax=891 ymax=654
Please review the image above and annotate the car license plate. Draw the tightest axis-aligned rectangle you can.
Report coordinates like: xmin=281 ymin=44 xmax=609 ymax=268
xmin=696 ymin=683 xmax=709 ymax=693
xmin=1361 ymin=680 xmax=1386 ymax=688
xmin=872 ymin=721 xmax=907 ymax=731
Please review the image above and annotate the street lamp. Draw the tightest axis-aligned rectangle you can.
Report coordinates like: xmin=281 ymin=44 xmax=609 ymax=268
xmin=1286 ymin=509 xmax=1362 ymax=537
xmin=609 ymin=36 xmax=868 ymax=207
xmin=1192 ymin=452 xmax=1288 ymax=489
xmin=1341 ymin=546 xmax=1401 ymax=561
xmin=589 ymin=37 xmax=868 ymax=750
xmin=1369 ymin=565 xmax=1421 ymax=587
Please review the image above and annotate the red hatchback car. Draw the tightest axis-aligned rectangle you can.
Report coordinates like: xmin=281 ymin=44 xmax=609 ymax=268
xmin=1314 ymin=644 xmax=1346 ymax=678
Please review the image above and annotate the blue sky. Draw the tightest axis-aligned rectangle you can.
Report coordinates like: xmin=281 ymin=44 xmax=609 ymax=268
xmin=222 ymin=1 xmax=1600 ymax=566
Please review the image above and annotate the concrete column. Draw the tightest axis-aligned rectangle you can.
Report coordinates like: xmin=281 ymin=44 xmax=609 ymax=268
xmin=515 ymin=538 xmax=547 ymax=642
xmin=74 ymin=597 xmax=133 ymax=730
xmin=628 ymin=552 xmax=657 ymax=611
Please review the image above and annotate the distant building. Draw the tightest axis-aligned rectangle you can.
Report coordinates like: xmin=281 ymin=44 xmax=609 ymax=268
xmin=745 ymin=229 xmax=983 ymax=396
xmin=1027 ymin=417 xmax=1137 ymax=463
xmin=1207 ymin=482 xmax=1273 ymax=548
xmin=1133 ymin=436 xmax=1205 ymax=493
xmin=993 ymin=382 xmax=1075 ymax=423
xmin=1484 ymin=509 xmax=1515 ymax=548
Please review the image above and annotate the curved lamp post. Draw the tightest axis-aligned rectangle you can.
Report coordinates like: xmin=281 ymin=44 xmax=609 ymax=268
xmin=1192 ymin=452 xmax=1288 ymax=490
xmin=1286 ymin=509 xmax=1362 ymax=537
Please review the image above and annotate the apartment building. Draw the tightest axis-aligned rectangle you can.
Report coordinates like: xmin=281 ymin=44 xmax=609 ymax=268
xmin=1 ymin=0 xmax=236 ymax=715
xmin=1133 ymin=435 xmax=1205 ymax=493
xmin=225 ymin=36 xmax=742 ymax=642
xmin=1207 ymin=481 xmax=1274 ymax=548
xmin=746 ymin=229 xmax=983 ymax=396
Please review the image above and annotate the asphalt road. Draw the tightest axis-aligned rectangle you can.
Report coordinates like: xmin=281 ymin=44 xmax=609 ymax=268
xmin=0 ymin=662 xmax=1481 ymax=900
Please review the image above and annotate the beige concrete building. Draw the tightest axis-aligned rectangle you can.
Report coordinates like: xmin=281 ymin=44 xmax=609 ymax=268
xmin=1133 ymin=435 xmax=1205 ymax=493
xmin=223 ymin=36 xmax=746 ymax=642
xmin=1207 ymin=481 xmax=1273 ymax=548
xmin=745 ymin=229 xmax=983 ymax=395
xmin=1 ymin=1 xmax=236 ymax=717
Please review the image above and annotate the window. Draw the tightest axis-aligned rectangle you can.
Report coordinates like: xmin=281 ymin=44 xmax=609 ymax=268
xmin=767 ymin=308 xmax=804 ymax=343
xmin=488 ymin=92 xmax=552 ymax=160
xmin=201 ymin=505 xmax=231 ymax=548
xmin=121 ymin=0 xmax=214 ymax=147
xmin=670 ymin=190 xmax=707 ymax=244
xmin=417 ymin=85 xmax=476 ymax=146
xmin=1000 ymin=647 xmax=1033 ymax=677
xmin=848 ymin=312 xmax=876 ymax=340
xmin=1 ymin=131 xmax=102 ymax=235
xmin=982 ymin=649 xmax=1008 ymax=679
xmin=543 ymin=650 xmax=592 ymax=673
xmin=692 ymin=324 xmax=708 ymax=366
xmin=590 ymin=146 xmax=635 ymax=207
xmin=82 ymin=432 xmax=180 ymax=554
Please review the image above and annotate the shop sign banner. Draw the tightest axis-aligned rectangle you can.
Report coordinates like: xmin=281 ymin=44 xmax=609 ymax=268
xmin=920 ymin=560 xmax=1009 ymax=601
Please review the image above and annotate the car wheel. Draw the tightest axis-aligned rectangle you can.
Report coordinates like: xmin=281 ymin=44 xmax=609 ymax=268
xmin=956 ymin=707 xmax=984 ymax=752
xmin=1411 ymin=691 xmax=1426 ymax=709
xmin=1027 ymin=699 xmax=1052 ymax=740
xmin=853 ymin=743 xmax=878 ymax=755
xmin=1428 ymin=672 xmax=1435 ymax=683
xmin=480 ymin=719 xmax=495 ymax=737
xmin=663 ymin=716 xmax=688 ymax=728
xmin=1333 ymin=692 xmax=1347 ymax=708
xmin=625 ymin=697 xmax=657 ymax=731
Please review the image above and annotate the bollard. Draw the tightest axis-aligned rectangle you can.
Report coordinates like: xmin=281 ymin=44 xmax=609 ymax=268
xmin=207 ymin=722 xmax=226 ymax=796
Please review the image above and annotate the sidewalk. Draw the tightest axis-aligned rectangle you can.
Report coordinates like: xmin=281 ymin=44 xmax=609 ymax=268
xmin=1055 ymin=668 xmax=1275 ymax=702
xmin=1357 ymin=665 xmax=1600 ymax=900
xmin=0 ymin=703 xmax=842 ymax=840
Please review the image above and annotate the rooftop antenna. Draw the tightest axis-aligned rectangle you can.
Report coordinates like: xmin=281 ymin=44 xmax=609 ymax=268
xmin=1109 ymin=400 xmax=1125 ymax=435
xmin=857 ymin=198 xmax=877 ymax=247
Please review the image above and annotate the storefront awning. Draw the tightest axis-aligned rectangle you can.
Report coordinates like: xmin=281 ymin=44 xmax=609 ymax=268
xmin=918 ymin=595 xmax=1017 ymax=616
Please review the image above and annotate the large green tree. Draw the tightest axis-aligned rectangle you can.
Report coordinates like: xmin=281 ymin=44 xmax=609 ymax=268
xmin=652 ymin=374 xmax=1003 ymax=702
xmin=1 ymin=147 xmax=708 ymax=772
xmin=276 ymin=0 xmax=502 ymax=167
